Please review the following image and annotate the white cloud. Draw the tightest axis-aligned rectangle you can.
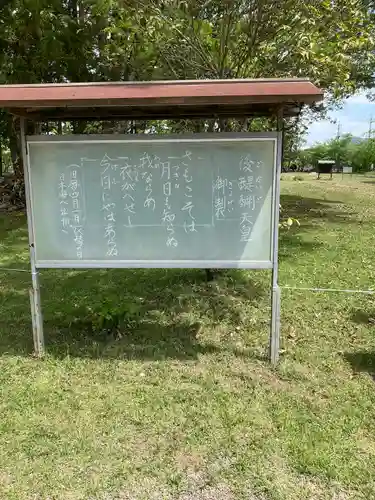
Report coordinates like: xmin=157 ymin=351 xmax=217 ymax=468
xmin=347 ymin=92 xmax=370 ymax=105
xmin=340 ymin=120 xmax=370 ymax=138
xmin=306 ymin=119 xmax=369 ymax=146
xmin=306 ymin=91 xmax=375 ymax=146
xmin=306 ymin=121 xmax=337 ymax=146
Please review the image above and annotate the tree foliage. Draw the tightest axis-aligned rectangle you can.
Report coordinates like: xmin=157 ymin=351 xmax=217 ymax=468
xmin=297 ymin=134 xmax=375 ymax=172
xmin=0 ymin=0 xmax=374 ymax=178
xmin=134 ymin=0 xmax=375 ymax=98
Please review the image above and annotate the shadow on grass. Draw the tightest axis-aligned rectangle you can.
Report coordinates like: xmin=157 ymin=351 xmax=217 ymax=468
xmin=344 ymin=351 xmax=375 ymax=380
xmin=351 ymin=310 xmax=375 ymax=325
xmin=280 ymin=194 xmax=353 ymax=224
xmin=0 ymin=265 xmax=268 ymax=361
xmin=344 ymin=309 xmax=375 ymax=378
xmin=0 ymin=195 xmax=357 ymax=360
xmin=278 ymin=194 xmax=360 ymax=259
xmin=0 ymin=211 xmax=26 ymax=234
xmin=5 ymin=196 xmax=355 ymax=360
xmin=278 ymin=237 xmax=323 ymax=260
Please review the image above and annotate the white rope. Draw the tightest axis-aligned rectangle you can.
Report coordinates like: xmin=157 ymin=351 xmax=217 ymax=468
xmin=0 ymin=268 xmax=373 ymax=295
xmin=281 ymin=285 xmax=375 ymax=295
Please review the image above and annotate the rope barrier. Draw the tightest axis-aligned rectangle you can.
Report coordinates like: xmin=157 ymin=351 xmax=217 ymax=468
xmin=281 ymin=285 xmax=375 ymax=295
xmin=0 ymin=268 xmax=373 ymax=295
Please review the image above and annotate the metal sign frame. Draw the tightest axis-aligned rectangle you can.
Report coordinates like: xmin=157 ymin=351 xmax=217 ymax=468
xmin=342 ymin=166 xmax=353 ymax=178
xmin=21 ymin=120 xmax=283 ymax=365
xmin=26 ymin=132 xmax=278 ymax=269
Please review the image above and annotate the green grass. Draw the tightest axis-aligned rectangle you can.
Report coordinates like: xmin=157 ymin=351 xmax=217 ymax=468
xmin=0 ymin=173 xmax=375 ymax=499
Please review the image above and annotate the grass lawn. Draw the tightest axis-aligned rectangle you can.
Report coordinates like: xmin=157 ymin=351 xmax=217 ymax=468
xmin=0 ymin=173 xmax=375 ymax=499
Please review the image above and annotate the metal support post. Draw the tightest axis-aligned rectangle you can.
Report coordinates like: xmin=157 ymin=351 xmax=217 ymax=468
xmin=269 ymin=109 xmax=283 ymax=365
xmin=20 ymin=118 xmax=45 ymax=356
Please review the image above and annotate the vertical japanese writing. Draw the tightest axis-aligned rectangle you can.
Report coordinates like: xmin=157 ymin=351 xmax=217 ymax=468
xmin=101 ymin=155 xmax=118 ymax=256
xmin=239 ymin=154 xmax=254 ymax=173
xmin=255 ymin=169 xmax=263 ymax=194
xmin=55 ymin=146 xmax=268 ymax=259
xmin=143 ymin=170 xmax=155 ymax=211
xmin=213 ymin=176 xmax=234 ymax=220
xmin=58 ymin=173 xmax=69 ymax=234
xmin=161 ymin=160 xmax=177 ymax=247
xmin=237 ymin=154 xmax=264 ymax=242
xmin=227 ymin=179 xmax=234 ymax=214
xmin=182 ymin=160 xmax=196 ymax=233
xmin=120 ymin=161 xmax=138 ymax=227
xmin=213 ymin=176 xmax=227 ymax=220
xmin=140 ymin=153 xmax=156 ymax=213
xmin=240 ymin=212 xmax=253 ymax=242
xmin=69 ymin=167 xmax=84 ymax=258
xmin=238 ymin=154 xmax=256 ymax=207
xmin=139 ymin=152 xmax=154 ymax=170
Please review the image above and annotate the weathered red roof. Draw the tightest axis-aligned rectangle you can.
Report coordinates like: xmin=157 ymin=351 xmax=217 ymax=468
xmin=0 ymin=79 xmax=323 ymax=120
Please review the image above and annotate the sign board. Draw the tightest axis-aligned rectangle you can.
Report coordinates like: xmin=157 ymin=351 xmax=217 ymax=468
xmin=317 ymin=160 xmax=335 ymax=172
xmin=26 ymin=133 xmax=277 ymax=269
xmin=343 ymin=166 xmax=353 ymax=174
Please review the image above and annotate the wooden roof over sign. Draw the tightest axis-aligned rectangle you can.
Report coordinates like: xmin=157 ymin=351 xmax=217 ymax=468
xmin=0 ymin=79 xmax=323 ymax=121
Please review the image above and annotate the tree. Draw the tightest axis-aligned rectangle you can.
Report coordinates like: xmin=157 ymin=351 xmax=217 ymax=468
xmin=350 ymin=138 xmax=375 ymax=171
xmin=0 ymin=0 xmax=375 ymax=191
xmin=0 ymin=0 xmax=163 ymax=184
xmin=296 ymin=134 xmax=375 ymax=173
xmin=137 ymin=0 xmax=375 ymax=101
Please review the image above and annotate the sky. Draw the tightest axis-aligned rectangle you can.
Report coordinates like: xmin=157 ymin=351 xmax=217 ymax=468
xmin=306 ymin=92 xmax=375 ymax=146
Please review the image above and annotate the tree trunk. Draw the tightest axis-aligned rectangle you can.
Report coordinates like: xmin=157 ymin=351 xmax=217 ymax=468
xmin=9 ymin=124 xmax=21 ymax=179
